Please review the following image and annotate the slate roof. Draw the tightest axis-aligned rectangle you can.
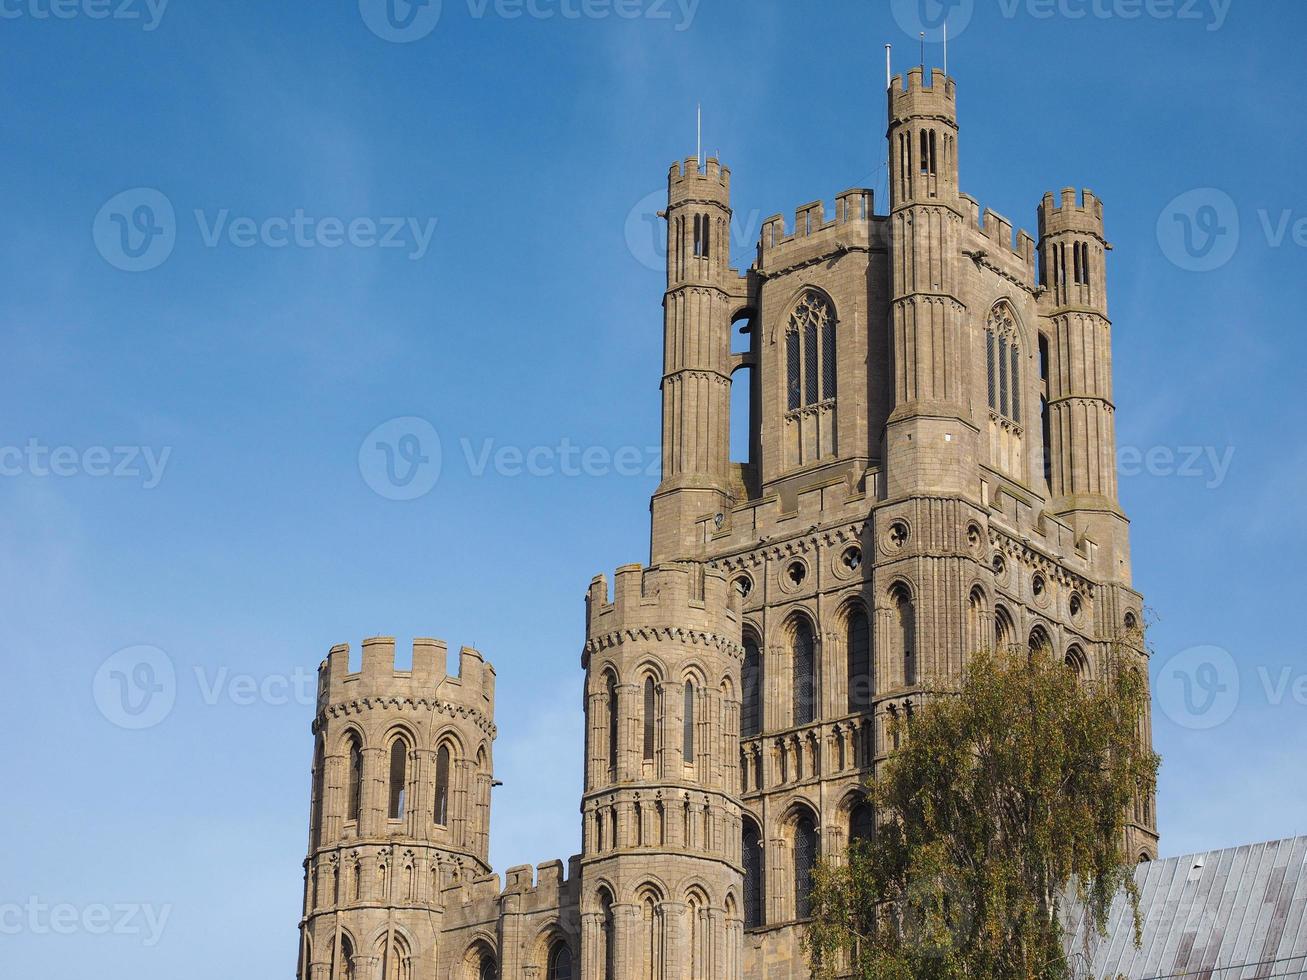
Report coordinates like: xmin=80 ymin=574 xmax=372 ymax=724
xmin=1063 ymin=837 xmax=1307 ymax=979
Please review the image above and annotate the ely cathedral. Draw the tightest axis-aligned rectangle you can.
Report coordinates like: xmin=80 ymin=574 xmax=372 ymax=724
xmin=295 ymin=69 xmax=1158 ymax=980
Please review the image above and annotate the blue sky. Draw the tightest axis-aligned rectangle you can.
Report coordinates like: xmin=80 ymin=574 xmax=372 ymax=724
xmin=2 ymin=0 xmax=1305 ymax=976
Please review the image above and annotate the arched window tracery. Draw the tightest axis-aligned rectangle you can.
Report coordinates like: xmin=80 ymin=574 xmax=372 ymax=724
xmin=434 ymin=744 xmax=452 ymax=826
xmin=643 ymin=676 xmax=657 ymax=763
xmin=785 ymin=291 xmax=837 ymax=412
xmin=846 ymin=605 xmax=871 ymax=711
xmin=311 ymin=737 xmax=325 ymax=848
xmin=791 ymin=618 xmax=816 ymax=727
xmin=605 ymin=671 xmax=619 ymax=774
xmin=547 ymin=941 xmax=573 ymax=980
xmin=683 ymin=680 xmax=696 ymax=765
xmin=850 ymin=801 xmax=874 ymax=846
xmin=888 ymin=586 xmax=916 ymax=687
xmin=793 ymin=813 xmax=818 ymax=918
xmin=388 ymin=735 xmax=410 ymax=820
xmin=346 ymin=733 xmax=363 ymax=824
xmin=986 ymin=304 xmax=1022 ymax=425
xmin=599 ymin=890 xmax=616 ymax=980
xmin=742 ymin=817 xmax=764 ymax=929
xmin=741 ymin=637 xmax=762 ymax=737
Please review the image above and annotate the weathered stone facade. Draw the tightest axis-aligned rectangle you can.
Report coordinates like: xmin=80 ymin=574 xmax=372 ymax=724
xmin=297 ymin=69 xmax=1157 ymax=980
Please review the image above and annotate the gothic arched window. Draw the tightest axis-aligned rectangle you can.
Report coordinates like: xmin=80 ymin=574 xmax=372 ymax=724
xmin=794 ymin=814 xmax=818 ymax=918
xmin=693 ymin=213 xmax=710 ymax=259
xmin=986 ymin=305 xmax=1022 ymax=425
xmin=889 ymin=586 xmax=916 ymax=687
xmin=995 ymin=605 xmax=1016 ymax=651
xmin=743 ymin=817 xmax=764 ymax=928
xmin=600 ymin=890 xmax=616 ymax=980
xmin=434 ymin=745 xmax=451 ymax=826
xmin=381 ymin=932 xmax=410 ymax=980
xmin=346 ymin=734 xmax=363 ymax=824
xmin=335 ymin=934 xmax=355 ymax=980
xmin=548 ymin=941 xmax=573 ymax=980
xmin=387 ymin=736 xmax=409 ymax=820
xmin=785 ymin=291 xmax=837 ymax=411
xmin=850 ymin=801 xmax=875 ymax=846
xmin=1065 ymin=645 xmax=1088 ymax=681
xmin=311 ymin=738 xmax=325 ymax=848
xmin=791 ymin=619 xmax=816 ymax=727
xmin=967 ymin=586 xmax=988 ymax=656
xmin=683 ymin=680 xmax=696 ymax=764
xmin=642 ymin=677 xmax=656 ymax=763
xmin=1029 ymin=626 xmax=1052 ymax=656
xmin=741 ymin=637 xmax=762 ymax=738
xmin=605 ymin=672 xmax=619 ymax=774
xmin=846 ymin=606 xmax=871 ymax=711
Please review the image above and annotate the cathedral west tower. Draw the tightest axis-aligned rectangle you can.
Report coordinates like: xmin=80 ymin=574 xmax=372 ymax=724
xmin=297 ymin=67 xmax=1156 ymax=980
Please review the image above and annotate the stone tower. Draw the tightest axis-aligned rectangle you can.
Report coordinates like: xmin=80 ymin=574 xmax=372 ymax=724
xmin=644 ymin=67 xmax=1157 ymax=972
xmin=578 ymin=563 xmax=746 ymax=980
xmin=298 ymin=638 xmax=497 ymax=980
xmin=884 ymin=69 xmax=973 ymax=498
xmin=293 ymin=65 xmax=1157 ymax=980
xmin=650 ymin=157 xmax=739 ymax=564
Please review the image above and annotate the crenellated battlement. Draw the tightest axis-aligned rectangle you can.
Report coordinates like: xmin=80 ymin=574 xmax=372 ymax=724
xmin=889 ymin=67 xmax=956 ymax=124
xmin=500 ymin=857 xmax=580 ymax=909
xmin=584 ymin=561 xmax=739 ymax=647
xmin=668 ymin=155 xmax=730 ymax=206
xmin=756 ymin=188 xmax=876 ymax=261
xmin=317 ymin=636 xmax=496 ymax=714
xmin=1039 ymin=187 xmax=1105 ymax=239
xmin=958 ymin=193 xmax=1037 ymax=277
xmin=441 ymin=856 xmax=581 ymax=919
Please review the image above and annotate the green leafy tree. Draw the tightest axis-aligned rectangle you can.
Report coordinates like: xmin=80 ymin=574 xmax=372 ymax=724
xmin=806 ymin=643 xmax=1159 ymax=980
